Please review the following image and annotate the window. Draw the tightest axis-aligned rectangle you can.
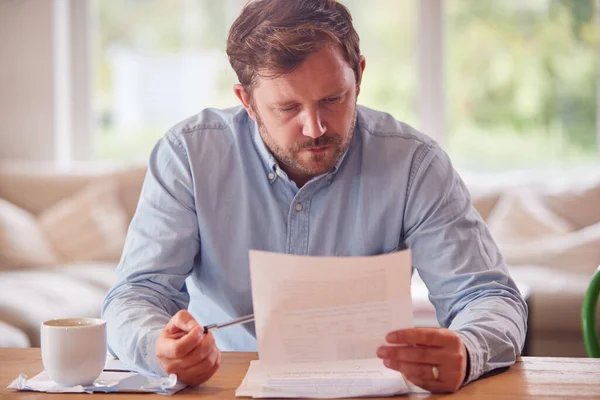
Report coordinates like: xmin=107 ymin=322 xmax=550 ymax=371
xmin=92 ymin=0 xmax=416 ymax=161
xmin=93 ymin=0 xmax=244 ymax=161
xmin=341 ymin=0 xmax=417 ymax=125
xmin=92 ymin=0 xmax=598 ymax=170
xmin=446 ymin=0 xmax=598 ymax=170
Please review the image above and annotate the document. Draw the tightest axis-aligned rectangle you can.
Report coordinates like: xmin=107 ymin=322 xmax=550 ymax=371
xmin=238 ymin=250 xmax=413 ymax=398
xmin=236 ymin=358 xmax=409 ymax=399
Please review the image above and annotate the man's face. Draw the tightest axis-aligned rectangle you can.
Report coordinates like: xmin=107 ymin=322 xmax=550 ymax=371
xmin=243 ymin=45 xmax=364 ymax=184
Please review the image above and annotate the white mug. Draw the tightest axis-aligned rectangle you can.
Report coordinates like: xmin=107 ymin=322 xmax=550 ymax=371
xmin=40 ymin=318 xmax=107 ymax=386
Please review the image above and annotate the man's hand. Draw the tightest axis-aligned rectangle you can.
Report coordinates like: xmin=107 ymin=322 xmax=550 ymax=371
xmin=376 ymin=328 xmax=468 ymax=393
xmin=155 ymin=310 xmax=221 ymax=386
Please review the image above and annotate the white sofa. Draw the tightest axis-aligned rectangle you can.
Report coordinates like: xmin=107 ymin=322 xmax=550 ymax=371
xmin=1 ymin=162 xmax=599 ymax=357
xmin=0 ymin=163 xmax=145 ymax=347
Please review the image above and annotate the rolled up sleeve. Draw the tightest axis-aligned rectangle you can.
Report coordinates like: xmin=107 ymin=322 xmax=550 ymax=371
xmin=102 ymin=131 xmax=200 ymax=376
xmin=403 ymin=143 xmax=528 ymax=384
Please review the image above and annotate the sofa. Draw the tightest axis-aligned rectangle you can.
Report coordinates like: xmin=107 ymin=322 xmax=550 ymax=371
xmin=1 ymin=162 xmax=599 ymax=357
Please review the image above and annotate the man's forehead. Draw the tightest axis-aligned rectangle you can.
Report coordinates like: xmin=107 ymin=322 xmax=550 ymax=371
xmin=254 ymin=44 xmax=353 ymax=91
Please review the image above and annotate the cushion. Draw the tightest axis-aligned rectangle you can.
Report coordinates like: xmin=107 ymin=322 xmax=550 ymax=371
xmin=0 ymin=262 xmax=116 ymax=346
xmin=38 ymin=179 xmax=128 ymax=263
xmin=113 ymin=165 xmax=146 ymax=221
xmin=470 ymin=189 xmax=502 ymax=222
xmin=0 ymin=199 xmax=59 ymax=270
xmin=0 ymin=320 xmax=30 ymax=348
xmin=500 ymin=222 xmax=600 ymax=275
xmin=487 ymin=190 xmax=574 ymax=243
xmin=541 ymin=175 xmax=600 ymax=230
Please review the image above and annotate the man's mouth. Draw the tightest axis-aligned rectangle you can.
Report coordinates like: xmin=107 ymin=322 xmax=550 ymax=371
xmin=307 ymin=146 xmax=330 ymax=153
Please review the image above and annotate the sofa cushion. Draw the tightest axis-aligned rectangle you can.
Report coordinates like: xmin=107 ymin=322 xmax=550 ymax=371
xmin=113 ymin=166 xmax=146 ymax=221
xmin=541 ymin=175 xmax=600 ymax=230
xmin=38 ymin=179 xmax=128 ymax=263
xmin=0 ymin=320 xmax=30 ymax=348
xmin=0 ymin=163 xmax=147 ymax=223
xmin=0 ymin=262 xmax=116 ymax=346
xmin=508 ymin=266 xmax=597 ymax=336
xmin=487 ymin=190 xmax=574 ymax=242
xmin=470 ymin=189 xmax=502 ymax=222
xmin=0 ymin=199 xmax=59 ymax=270
xmin=500 ymin=222 xmax=600 ymax=275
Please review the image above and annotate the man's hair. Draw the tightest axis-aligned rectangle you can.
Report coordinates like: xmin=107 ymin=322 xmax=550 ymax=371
xmin=226 ymin=0 xmax=361 ymax=92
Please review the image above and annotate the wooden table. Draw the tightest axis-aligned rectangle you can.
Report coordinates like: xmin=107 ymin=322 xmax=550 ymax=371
xmin=2 ymin=349 xmax=600 ymax=399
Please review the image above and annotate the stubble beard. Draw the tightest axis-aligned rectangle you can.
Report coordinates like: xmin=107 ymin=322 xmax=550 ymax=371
xmin=255 ymin=106 xmax=357 ymax=178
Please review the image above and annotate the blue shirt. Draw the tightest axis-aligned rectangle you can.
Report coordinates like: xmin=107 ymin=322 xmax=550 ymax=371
xmin=102 ymin=105 xmax=527 ymax=384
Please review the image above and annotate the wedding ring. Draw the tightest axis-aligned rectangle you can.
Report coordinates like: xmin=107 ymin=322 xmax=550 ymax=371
xmin=432 ymin=365 xmax=440 ymax=380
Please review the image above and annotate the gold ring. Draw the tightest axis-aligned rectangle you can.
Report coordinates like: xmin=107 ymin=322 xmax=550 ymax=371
xmin=432 ymin=365 xmax=439 ymax=380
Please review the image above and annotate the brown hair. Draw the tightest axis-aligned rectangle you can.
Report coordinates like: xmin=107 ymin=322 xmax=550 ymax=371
xmin=226 ymin=0 xmax=361 ymax=92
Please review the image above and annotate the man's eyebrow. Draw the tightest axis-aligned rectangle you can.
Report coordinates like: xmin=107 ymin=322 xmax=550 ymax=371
xmin=269 ymin=89 xmax=348 ymax=107
xmin=269 ymin=100 xmax=298 ymax=107
xmin=322 ymin=89 xmax=346 ymax=98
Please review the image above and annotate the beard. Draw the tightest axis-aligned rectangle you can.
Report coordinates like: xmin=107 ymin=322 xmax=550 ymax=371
xmin=255 ymin=106 xmax=357 ymax=179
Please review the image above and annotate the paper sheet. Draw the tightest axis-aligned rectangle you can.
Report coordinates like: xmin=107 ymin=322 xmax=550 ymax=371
xmin=236 ymin=358 xmax=408 ymax=398
xmin=241 ymin=250 xmax=413 ymax=398
xmin=249 ymin=249 xmax=413 ymax=364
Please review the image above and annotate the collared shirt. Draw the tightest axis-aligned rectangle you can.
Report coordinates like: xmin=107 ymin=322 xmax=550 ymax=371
xmin=102 ymin=105 xmax=527 ymax=384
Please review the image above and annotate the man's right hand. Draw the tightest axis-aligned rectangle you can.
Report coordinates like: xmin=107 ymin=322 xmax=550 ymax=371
xmin=155 ymin=310 xmax=221 ymax=386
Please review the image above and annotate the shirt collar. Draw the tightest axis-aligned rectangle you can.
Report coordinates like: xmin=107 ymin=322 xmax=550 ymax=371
xmin=249 ymin=118 xmax=279 ymax=174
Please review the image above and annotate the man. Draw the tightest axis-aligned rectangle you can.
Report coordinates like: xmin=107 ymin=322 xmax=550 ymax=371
xmin=102 ymin=0 xmax=527 ymax=394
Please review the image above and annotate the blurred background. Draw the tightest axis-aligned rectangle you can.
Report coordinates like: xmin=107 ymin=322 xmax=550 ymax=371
xmin=1 ymin=0 xmax=600 ymax=358
xmin=2 ymin=0 xmax=599 ymax=169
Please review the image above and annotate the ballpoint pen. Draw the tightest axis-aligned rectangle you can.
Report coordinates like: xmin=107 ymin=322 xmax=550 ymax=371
xmin=202 ymin=313 xmax=255 ymax=334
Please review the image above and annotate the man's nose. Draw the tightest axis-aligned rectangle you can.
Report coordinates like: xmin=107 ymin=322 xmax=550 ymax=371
xmin=302 ymin=110 xmax=327 ymax=139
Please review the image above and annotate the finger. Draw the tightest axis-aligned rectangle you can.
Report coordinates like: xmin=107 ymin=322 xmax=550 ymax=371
xmin=386 ymin=328 xmax=456 ymax=348
xmin=185 ymin=346 xmax=220 ymax=372
xmin=177 ymin=333 xmax=217 ymax=369
xmin=403 ymin=375 xmax=454 ymax=394
xmin=166 ymin=310 xmax=202 ymax=333
xmin=176 ymin=350 xmax=221 ymax=386
xmin=161 ymin=325 xmax=204 ymax=359
xmin=377 ymin=345 xmax=455 ymax=365
xmin=382 ymin=359 xmax=438 ymax=381
xmin=162 ymin=346 xmax=219 ymax=375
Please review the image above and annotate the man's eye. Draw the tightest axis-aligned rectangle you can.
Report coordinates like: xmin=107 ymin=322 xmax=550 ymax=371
xmin=279 ymin=105 xmax=298 ymax=112
xmin=324 ymin=97 xmax=341 ymax=104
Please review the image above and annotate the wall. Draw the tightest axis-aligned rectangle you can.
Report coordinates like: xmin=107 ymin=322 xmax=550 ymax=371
xmin=0 ymin=0 xmax=56 ymax=161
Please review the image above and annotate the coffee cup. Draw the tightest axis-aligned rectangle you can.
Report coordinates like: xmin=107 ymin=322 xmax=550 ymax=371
xmin=40 ymin=318 xmax=107 ymax=386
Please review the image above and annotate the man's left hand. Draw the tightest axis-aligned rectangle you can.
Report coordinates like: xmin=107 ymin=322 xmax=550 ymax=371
xmin=376 ymin=328 xmax=468 ymax=393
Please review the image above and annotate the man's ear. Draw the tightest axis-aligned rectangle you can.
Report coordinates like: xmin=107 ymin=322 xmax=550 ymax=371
xmin=356 ymin=55 xmax=366 ymax=96
xmin=234 ymin=84 xmax=257 ymax=120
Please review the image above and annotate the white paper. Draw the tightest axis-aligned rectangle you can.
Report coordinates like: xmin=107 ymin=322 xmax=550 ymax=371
xmin=236 ymin=358 xmax=408 ymax=398
xmin=249 ymin=249 xmax=413 ymax=364
xmin=241 ymin=250 xmax=413 ymax=398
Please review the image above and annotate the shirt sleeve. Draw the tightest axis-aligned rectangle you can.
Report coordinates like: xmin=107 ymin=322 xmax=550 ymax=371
xmin=101 ymin=131 xmax=199 ymax=376
xmin=403 ymin=142 xmax=528 ymax=384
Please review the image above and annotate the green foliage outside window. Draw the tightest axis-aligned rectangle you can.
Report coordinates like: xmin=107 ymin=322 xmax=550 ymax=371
xmin=94 ymin=0 xmax=598 ymax=170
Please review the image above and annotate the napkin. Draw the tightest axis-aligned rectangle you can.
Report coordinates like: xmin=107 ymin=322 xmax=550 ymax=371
xmin=7 ymin=364 xmax=186 ymax=395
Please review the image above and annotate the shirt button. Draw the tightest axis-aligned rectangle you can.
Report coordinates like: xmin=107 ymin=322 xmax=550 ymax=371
xmin=267 ymin=172 xmax=275 ymax=180
xmin=295 ymin=203 xmax=303 ymax=212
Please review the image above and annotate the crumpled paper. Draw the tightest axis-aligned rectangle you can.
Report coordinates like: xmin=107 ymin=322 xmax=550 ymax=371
xmin=7 ymin=370 xmax=186 ymax=395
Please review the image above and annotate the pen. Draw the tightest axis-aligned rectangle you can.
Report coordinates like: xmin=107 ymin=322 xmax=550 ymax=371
xmin=202 ymin=313 xmax=254 ymax=334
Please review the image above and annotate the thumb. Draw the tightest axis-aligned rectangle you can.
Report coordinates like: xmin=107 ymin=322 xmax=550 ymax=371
xmin=167 ymin=310 xmax=201 ymax=333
